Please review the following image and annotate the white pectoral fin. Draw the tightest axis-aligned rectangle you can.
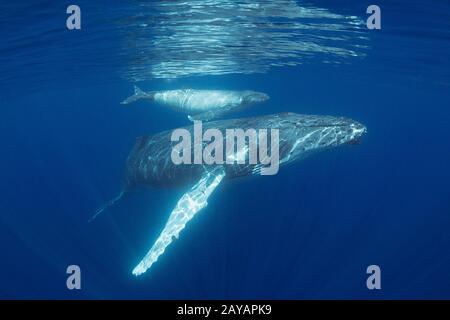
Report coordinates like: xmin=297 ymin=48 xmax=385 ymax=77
xmin=188 ymin=111 xmax=217 ymax=122
xmin=188 ymin=104 xmax=238 ymax=122
xmin=132 ymin=167 xmax=226 ymax=276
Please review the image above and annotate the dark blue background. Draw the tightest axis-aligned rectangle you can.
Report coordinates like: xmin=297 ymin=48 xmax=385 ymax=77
xmin=1 ymin=1 xmax=449 ymax=299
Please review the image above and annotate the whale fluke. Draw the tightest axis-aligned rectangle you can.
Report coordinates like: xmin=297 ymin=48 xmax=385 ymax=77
xmin=121 ymin=85 xmax=154 ymax=105
xmin=132 ymin=167 xmax=226 ymax=276
xmin=88 ymin=190 xmax=126 ymax=223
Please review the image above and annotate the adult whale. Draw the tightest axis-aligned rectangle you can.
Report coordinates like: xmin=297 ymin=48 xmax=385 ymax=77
xmin=121 ymin=86 xmax=270 ymax=121
xmin=92 ymin=113 xmax=366 ymax=276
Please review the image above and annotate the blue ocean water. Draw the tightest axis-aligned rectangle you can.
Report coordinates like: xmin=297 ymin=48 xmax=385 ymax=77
xmin=1 ymin=0 xmax=449 ymax=299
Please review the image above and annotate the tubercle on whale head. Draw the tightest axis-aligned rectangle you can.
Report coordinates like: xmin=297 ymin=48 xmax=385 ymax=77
xmin=277 ymin=113 xmax=367 ymax=161
xmin=346 ymin=122 xmax=367 ymax=145
xmin=294 ymin=114 xmax=367 ymax=145
xmin=328 ymin=117 xmax=367 ymax=145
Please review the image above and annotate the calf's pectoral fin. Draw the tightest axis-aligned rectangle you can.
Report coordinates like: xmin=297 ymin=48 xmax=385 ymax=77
xmin=187 ymin=104 xmax=238 ymax=122
xmin=132 ymin=167 xmax=226 ymax=276
xmin=188 ymin=110 xmax=219 ymax=122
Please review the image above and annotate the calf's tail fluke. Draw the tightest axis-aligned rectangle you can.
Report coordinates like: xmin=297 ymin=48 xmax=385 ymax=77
xmin=88 ymin=190 xmax=126 ymax=223
xmin=120 ymin=85 xmax=154 ymax=105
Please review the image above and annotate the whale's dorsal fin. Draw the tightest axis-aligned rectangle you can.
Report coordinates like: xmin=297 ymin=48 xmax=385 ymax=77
xmin=132 ymin=167 xmax=226 ymax=276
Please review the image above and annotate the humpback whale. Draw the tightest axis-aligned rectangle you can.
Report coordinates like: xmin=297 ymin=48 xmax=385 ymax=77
xmin=121 ymin=86 xmax=270 ymax=121
xmin=93 ymin=113 xmax=366 ymax=276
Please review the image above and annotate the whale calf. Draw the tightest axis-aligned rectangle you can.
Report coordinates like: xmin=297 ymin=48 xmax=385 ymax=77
xmin=93 ymin=113 xmax=366 ymax=276
xmin=121 ymin=86 xmax=270 ymax=121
